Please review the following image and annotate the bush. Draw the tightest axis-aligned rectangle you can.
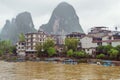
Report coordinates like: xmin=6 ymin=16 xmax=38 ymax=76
xmin=108 ymin=48 xmax=119 ymax=59
xmin=67 ymin=49 xmax=74 ymax=57
xmin=96 ymin=53 xmax=105 ymax=59
xmin=47 ymin=47 xmax=56 ymax=57
xmin=74 ymin=51 xmax=86 ymax=58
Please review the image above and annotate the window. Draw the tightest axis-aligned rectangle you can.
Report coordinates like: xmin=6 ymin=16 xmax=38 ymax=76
xmin=22 ymin=43 xmax=25 ymax=45
xmin=97 ymin=42 xmax=102 ymax=46
xmin=108 ymin=37 xmax=111 ymax=40
xmin=87 ymin=49 xmax=89 ymax=51
xmin=21 ymin=47 xmax=24 ymax=49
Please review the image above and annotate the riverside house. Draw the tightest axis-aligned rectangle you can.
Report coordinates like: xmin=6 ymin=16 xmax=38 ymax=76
xmin=16 ymin=27 xmax=120 ymax=58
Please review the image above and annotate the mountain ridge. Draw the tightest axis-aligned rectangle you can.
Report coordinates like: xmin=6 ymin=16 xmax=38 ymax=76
xmin=40 ymin=2 xmax=84 ymax=35
xmin=0 ymin=12 xmax=36 ymax=44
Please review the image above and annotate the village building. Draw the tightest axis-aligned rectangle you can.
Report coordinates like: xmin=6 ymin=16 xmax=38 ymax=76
xmin=80 ymin=35 xmax=97 ymax=55
xmin=16 ymin=41 xmax=26 ymax=59
xmin=25 ymin=30 xmax=48 ymax=58
xmin=66 ymin=32 xmax=86 ymax=50
xmin=81 ymin=26 xmax=120 ymax=55
xmin=16 ymin=26 xmax=120 ymax=58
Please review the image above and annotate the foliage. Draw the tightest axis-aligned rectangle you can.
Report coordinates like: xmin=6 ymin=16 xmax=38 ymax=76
xmin=96 ymin=53 xmax=105 ymax=59
xmin=96 ymin=45 xmax=105 ymax=53
xmin=65 ymin=38 xmax=79 ymax=51
xmin=115 ymin=45 xmax=120 ymax=53
xmin=35 ymin=43 xmax=43 ymax=57
xmin=10 ymin=46 xmax=16 ymax=54
xmin=47 ymin=47 xmax=56 ymax=57
xmin=74 ymin=51 xmax=86 ymax=58
xmin=96 ymin=45 xmax=113 ymax=54
xmin=35 ymin=39 xmax=55 ymax=57
xmin=67 ymin=49 xmax=74 ymax=57
xmin=43 ymin=39 xmax=55 ymax=52
xmin=0 ymin=40 xmax=13 ymax=54
xmin=103 ymin=45 xmax=113 ymax=54
xmin=19 ymin=33 xmax=25 ymax=42
xmin=108 ymin=48 xmax=119 ymax=59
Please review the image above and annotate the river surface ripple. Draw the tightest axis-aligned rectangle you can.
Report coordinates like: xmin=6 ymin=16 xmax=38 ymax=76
xmin=0 ymin=61 xmax=120 ymax=80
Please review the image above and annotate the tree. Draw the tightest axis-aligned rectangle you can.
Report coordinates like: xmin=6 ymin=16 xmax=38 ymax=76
xmin=96 ymin=45 xmax=113 ymax=55
xmin=96 ymin=45 xmax=105 ymax=54
xmin=115 ymin=45 xmax=120 ymax=60
xmin=19 ymin=33 xmax=25 ymax=42
xmin=43 ymin=39 xmax=55 ymax=54
xmin=35 ymin=43 xmax=43 ymax=57
xmin=108 ymin=48 xmax=119 ymax=59
xmin=67 ymin=49 xmax=74 ymax=57
xmin=47 ymin=47 xmax=56 ymax=57
xmin=75 ymin=51 xmax=86 ymax=58
xmin=43 ymin=39 xmax=55 ymax=52
xmin=35 ymin=39 xmax=55 ymax=57
xmin=65 ymin=38 xmax=79 ymax=51
xmin=96 ymin=53 xmax=105 ymax=59
xmin=0 ymin=40 xmax=14 ymax=56
xmin=115 ymin=45 xmax=120 ymax=52
xmin=103 ymin=45 xmax=113 ymax=54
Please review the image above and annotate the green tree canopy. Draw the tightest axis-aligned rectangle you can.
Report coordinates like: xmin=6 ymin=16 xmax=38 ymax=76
xmin=67 ymin=49 xmax=74 ymax=57
xmin=19 ymin=33 xmax=25 ymax=42
xmin=96 ymin=45 xmax=113 ymax=54
xmin=115 ymin=45 xmax=120 ymax=53
xmin=47 ymin=47 xmax=56 ymax=57
xmin=103 ymin=45 xmax=113 ymax=54
xmin=75 ymin=51 xmax=86 ymax=58
xmin=43 ymin=39 xmax=55 ymax=52
xmin=0 ymin=40 xmax=14 ymax=55
xmin=35 ymin=43 xmax=43 ymax=57
xmin=96 ymin=53 xmax=105 ymax=59
xmin=108 ymin=48 xmax=119 ymax=59
xmin=65 ymin=38 xmax=79 ymax=51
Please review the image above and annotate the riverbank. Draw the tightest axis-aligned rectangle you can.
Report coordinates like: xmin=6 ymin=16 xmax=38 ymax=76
xmin=1 ymin=56 xmax=120 ymax=66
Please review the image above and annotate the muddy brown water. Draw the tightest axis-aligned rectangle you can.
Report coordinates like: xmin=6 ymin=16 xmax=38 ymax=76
xmin=0 ymin=61 xmax=120 ymax=80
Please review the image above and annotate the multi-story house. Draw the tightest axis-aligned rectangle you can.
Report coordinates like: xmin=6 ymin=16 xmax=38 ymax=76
xmin=80 ymin=27 xmax=120 ymax=55
xmin=16 ymin=41 xmax=26 ymax=58
xmin=80 ymin=35 xmax=97 ymax=55
xmin=66 ymin=32 xmax=85 ymax=39
xmin=25 ymin=30 xmax=47 ymax=55
xmin=93 ymin=31 xmax=120 ymax=47
xmin=88 ymin=26 xmax=111 ymax=37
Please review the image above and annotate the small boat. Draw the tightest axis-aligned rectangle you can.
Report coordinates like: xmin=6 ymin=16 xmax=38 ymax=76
xmin=102 ymin=60 xmax=113 ymax=66
xmin=62 ymin=59 xmax=78 ymax=65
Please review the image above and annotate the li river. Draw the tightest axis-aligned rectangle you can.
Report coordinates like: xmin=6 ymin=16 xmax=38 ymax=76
xmin=0 ymin=61 xmax=120 ymax=80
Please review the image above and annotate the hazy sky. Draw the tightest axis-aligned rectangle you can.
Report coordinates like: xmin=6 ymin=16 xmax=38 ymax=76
xmin=0 ymin=0 xmax=120 ymax=33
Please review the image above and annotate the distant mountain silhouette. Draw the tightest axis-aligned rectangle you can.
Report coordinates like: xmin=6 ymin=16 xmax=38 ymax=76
xmin=0 ymin=12 xmax=36 ymax=44
xmin=40 ymin=2 xmax=84 ymax=34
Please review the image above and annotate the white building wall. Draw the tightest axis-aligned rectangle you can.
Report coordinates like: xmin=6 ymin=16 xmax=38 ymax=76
xmin=102 ymin=42 xmax=108 ymax=46
xmin=16 ymin=42 xmax=26 ymax=56
xmin=102 ymin=36 xmax=108 ymax=41
xmin=80 ymin=36 xmax=97 ymax=48
xmin=80 ymin=36 xmax=97 ymax=55
xmin=112 ymin=42 xmax=120 ymax=47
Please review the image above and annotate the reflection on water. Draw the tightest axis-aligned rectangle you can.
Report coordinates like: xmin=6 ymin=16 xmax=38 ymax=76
xmin=0 ymin=61 xmax=120 ymax=80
